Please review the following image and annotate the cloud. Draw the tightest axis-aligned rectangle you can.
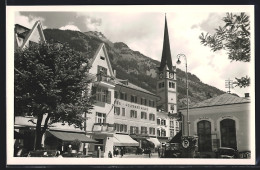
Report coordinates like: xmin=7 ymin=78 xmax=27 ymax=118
xmin=15 ymin=12 xmax=46 ymax=29
xmin=59 ymin=24 xmax=81 ymax=31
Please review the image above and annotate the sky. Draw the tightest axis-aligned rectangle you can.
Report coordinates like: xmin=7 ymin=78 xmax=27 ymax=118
xmin=13 ymin=6 xmax=254 ymax=97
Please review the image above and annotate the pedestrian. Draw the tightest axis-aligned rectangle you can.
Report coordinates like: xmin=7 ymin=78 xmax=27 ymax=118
xmin=68 ymin=145 xmax=72 ymax=154
xmin=148 ymin=148 xmax=151 ymax=158
xmin=120 ymin=147 xmax=124 ymax=157
xmin=158 ymin=147 xmax=161 ymax=158
xmin=115 ymin=147 xmax=119 ymax=157
xmin=108 ymin=151 xmax=113 ymax=158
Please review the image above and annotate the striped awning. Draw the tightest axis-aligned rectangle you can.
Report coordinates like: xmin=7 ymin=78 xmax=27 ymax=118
xmin=147 ymin=138 xmax=161 ymax=147
xmin=113 ymin=134 xmax=139 ymax=147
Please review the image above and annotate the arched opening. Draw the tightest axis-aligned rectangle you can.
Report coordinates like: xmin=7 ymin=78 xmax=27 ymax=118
xmin=220 ymin=119 xmax=237 ymax=149
xmin=197 ymin=120 xmax=212 ymax=152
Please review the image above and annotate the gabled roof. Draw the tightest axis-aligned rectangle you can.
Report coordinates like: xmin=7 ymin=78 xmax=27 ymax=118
xmin=90 ymin=43 xmax=115 ymax=78
xmin=15 ymin=21 xmax=46 ymax=49
xmin=159 ymin=15 xmax=173 ymax=72
xmin=189 ymin=93 xmax=250 ymax=109
xmin=115 ymin=78 xmax=156 ymax=96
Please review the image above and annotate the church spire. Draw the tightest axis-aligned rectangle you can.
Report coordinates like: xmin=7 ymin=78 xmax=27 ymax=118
xmin=159 ymin=14 xmax=173 ymax=71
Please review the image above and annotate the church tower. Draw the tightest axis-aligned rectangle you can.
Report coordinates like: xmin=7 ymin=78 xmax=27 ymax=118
xmin=157 ymin=15 xmax=177 ymax=114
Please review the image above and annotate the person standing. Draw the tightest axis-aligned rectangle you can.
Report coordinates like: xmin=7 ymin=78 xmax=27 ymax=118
xmin=108 ymin=151 xmax=113 ymax=158
xmin=120 ymin=147 xmax=124 ymax=157
xmin=158 ymin=147 xmax=161 ymax=158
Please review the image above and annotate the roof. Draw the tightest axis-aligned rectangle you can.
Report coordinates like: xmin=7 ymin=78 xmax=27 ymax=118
xmin=156 ymin=111 xmax=169 ymax=118
xmin=159 ymin=15 xmax=173 ymax=72
xmin=115 ymin=78 xmax=156 ymax=96
xmin=189 ymin=93 xmax=250 ymax=109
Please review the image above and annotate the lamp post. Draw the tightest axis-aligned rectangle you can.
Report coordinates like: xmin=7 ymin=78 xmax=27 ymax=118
xmin=176 ymin=54 xmax=190 ymax=136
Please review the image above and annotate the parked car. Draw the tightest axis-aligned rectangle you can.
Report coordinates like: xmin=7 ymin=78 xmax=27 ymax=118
xmin=215 ymin=147 xmax=239 ymax=158
xmin=27 ymin=150 xmax=58 ymax=157
xmin=239 ymin=151 xmax=251 ymax=158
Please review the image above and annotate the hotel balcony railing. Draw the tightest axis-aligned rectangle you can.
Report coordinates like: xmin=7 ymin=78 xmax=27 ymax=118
xmin=92 ymin=123 xmax=114 ymax=133
xmin=96 ymin=75 xmax=115 ymax=85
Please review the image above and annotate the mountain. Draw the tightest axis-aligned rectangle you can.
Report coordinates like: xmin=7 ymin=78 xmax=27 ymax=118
xmin=43 ymin=29 xmax=225 ymax=108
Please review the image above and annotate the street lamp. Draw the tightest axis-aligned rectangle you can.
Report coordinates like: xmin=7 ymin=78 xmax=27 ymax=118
xmin=176 ymin=54 xmax=190 ymax=136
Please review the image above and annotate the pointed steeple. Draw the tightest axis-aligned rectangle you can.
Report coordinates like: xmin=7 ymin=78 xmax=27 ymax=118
xmin=159 ymin=14 xmax=173 ymax=71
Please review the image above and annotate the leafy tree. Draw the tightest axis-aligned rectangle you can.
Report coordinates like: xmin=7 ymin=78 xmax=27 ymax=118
xmin=14 ymin=41 xmax=93 ymax=150
xmin=199 ymin=12 xmax=250 ymax=87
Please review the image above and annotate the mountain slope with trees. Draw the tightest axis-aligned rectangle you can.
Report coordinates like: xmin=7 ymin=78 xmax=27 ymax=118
xmin=43 ymin=29 xmax=225 ymax=108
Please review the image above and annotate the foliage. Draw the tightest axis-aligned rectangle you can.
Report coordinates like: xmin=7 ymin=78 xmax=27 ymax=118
xmin=71 ymin=139 xmax=82 ymax=151
xmin=199 ymin=12 xmax=250 ymax=87
xmin=14 ymin=41 xmax=93 ymax=149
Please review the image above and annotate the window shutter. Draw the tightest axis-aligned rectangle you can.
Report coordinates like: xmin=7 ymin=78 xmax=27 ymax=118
xmin=107 ymin=91 xmax=111 ymax=104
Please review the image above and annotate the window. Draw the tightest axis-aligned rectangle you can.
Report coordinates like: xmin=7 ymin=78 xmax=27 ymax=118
xmin=220 ymin=119 xmax=237 ymax=150
xmin=161 ymin=82 xmax=164 ymax=88
xmin=198 ymin=120 xmax=212 ymax=152
xmin=94 ymin=87 xmax=111 ymax=103
xmin=149 ymin=100 xmax=152 ymax=107
xmin=161 ymin=129 xmax=166 ymax=137
xmin=100 ymin=56 xmax=105 ymax=60
xmin=149 ymin=114 xmax=155 ymax=121
xmin=157 ymin=129 xmax=161 ymax=136
xmin=130 ymin=126 xmax=139 ymax=134
xmin=141 ymin=112 xmax=147 ymax=119
xmin=114 ymin=107 xmax=120 ymax=115
xmin=157 ymin=118 xmax=160 ymax=125
xmin=120 ymin=92 xmax=127 ymax=100
xmin=169 ymin=82 xmax=175 ymax=88
xmin=152 ymin=101 xmax=155 ymax=107
xmin=141 ymin=98 xmax=146 ymax=105
xmin=130 ymin=110 xmax=137 ymax=118
xmin=170 ymin=121 xmax=174 ymax=128
xmin=161 ymin=119 xmax=166 ymax=126
xmin=96 ymin=112 xmax=106 ymax=123
xmin=97 ymin=66 xmax=108 ymax=81
xmin=141 ymin=126 xmax=147 ymax=134
xmin=131 ymin=95 xmax=137 ymax=103
xmin=122 ymin=108 xmax=126 ymax=116
xmin=158 ymin=83 xmax=161 ymax=88
xmin=170 ymin=130 xmax=174 ymax=137
xmin=149 ymin=127 xmax=155 ymax=135
xmin=114 ymin=91 xmax=118 ymax=99
xmin=114 ymin=124 xmax=127 ymax=132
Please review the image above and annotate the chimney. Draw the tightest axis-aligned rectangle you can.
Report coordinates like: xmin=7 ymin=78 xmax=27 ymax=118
xmin=114 ymin=70 xmax=116 ymax=78
xmin=245 ymin=93 xmax=250 ymax=98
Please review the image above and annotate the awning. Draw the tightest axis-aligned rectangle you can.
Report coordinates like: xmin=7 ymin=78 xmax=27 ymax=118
xmin=168 ymin=130 xmax=182 ymax=143
xmin=147 ymin=138 xmax=161 ymax=147
xmin=49 ymin=131 xmax=97 ymax=143
xmin=113 ymin=134 xmax=139 ymax=147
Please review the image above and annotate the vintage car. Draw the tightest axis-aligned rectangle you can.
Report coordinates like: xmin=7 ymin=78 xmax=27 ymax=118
xmin=215 ymin=147 xmax=239 ymax=158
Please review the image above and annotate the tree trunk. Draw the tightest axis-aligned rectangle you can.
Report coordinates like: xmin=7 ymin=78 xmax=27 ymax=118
xmin=35 ymin=113 xmax=51 ymax=150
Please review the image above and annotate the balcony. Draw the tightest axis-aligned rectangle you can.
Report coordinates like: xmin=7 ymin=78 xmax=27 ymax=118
xmin=94 ymin=75 xmax=115 ymax=88
xmin=92 ymin=123 xmax=114 ymax=133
